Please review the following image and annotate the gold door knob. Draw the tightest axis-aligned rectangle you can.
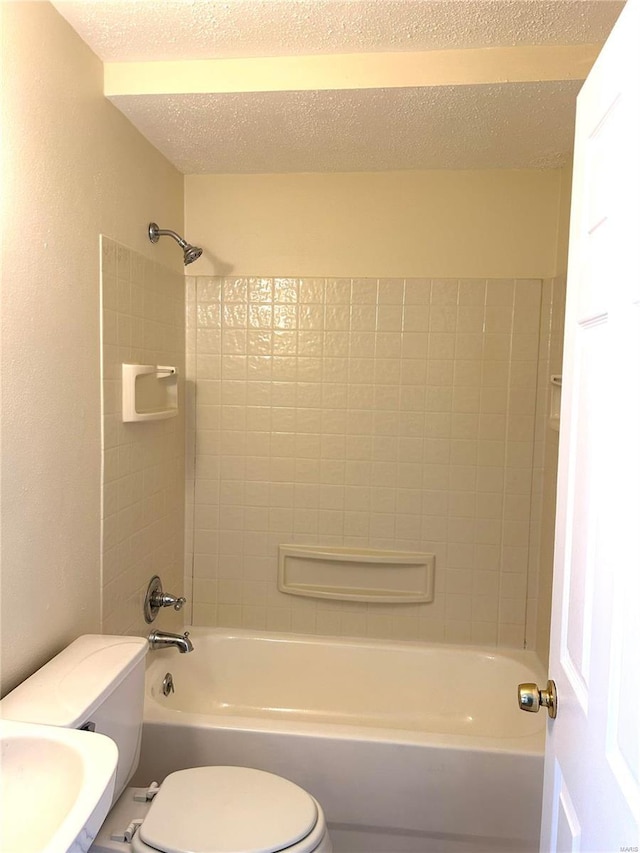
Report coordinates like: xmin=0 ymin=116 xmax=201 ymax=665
xmin=518 ymin=680 xmax=558 ymax=719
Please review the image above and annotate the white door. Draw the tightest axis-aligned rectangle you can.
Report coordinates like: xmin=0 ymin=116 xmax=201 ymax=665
xmin=540 ymin=0 xmax=640 ymax=849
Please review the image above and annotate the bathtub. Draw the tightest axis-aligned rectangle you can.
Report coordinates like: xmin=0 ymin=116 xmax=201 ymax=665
xmin=136 ymin=628 xmax=546 ymax=853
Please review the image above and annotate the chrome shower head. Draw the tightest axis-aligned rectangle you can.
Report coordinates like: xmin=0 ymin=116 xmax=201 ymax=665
xmin=148 ymin=222 xmax=203 ymax=267
xmin=183 ymin=244 xmax=203 ymax=265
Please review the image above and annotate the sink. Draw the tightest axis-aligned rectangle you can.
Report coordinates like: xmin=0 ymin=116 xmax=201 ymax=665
xmin=0 ymin=718 xmax=118 ymax=853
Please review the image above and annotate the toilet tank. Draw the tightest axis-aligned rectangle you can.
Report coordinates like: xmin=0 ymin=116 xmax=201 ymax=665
xmin=0 ymin=635 xmax=148 ymax=803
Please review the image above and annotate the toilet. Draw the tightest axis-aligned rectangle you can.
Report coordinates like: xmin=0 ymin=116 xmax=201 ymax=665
xmin=0 ymin=635 xmax=332 ymax=853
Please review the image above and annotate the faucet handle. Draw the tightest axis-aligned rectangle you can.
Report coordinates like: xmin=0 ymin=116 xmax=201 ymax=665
xmin=144 ymin=575 xmax=187 ymax=623
xmin=152 ymin=592 xmax=186 ymax=612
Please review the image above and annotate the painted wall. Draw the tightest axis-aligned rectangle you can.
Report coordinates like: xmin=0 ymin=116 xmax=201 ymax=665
xmin=185 ymin=170 xmax=563 ymax=279
xmin=0 ymin=2 xmax=183 ymax=694
xmin=554 ymin=162 xmax=574 ymax=276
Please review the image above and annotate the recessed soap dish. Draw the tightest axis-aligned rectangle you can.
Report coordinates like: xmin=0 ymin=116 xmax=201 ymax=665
xmin=122 ymin=364 xmax=178 ymax=422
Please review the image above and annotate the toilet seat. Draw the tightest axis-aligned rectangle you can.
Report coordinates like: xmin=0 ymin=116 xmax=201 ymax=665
xmin=128 ymin=766 xmax=327 ymax=853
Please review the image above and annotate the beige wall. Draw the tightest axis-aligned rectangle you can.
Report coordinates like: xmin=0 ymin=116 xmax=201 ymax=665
xmin=554 ymin=161 xmax=574 ymax=276
xmin=186 ymin=170 xmax=563 ymax=279
xmin=0 ymin=2 xmax=183 ymax=694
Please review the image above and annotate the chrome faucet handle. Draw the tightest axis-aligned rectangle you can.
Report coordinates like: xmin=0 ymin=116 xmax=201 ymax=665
xmin=144 ymin=575 xmax=187 ymax=623
xmin=151 ymin=592 xmax=186 ymax=612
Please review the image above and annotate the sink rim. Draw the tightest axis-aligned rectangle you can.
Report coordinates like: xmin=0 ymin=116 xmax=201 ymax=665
xmin=0 ymin=717 xmax=118 ymax=853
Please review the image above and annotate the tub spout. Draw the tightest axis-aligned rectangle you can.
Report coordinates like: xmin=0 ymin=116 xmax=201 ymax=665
xmin=148 ymin=630 xmax=194 ymax=654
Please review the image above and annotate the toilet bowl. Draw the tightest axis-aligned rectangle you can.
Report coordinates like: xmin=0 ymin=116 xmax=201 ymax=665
xmin=0 ymin=635 xmax=333 ymax=853
xmin=91 ymin=766 xmax=331 ymax=853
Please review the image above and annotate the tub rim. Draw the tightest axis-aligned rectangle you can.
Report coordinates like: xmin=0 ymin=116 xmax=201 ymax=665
xmin=143 ymin=626 xmax=547 ymax=756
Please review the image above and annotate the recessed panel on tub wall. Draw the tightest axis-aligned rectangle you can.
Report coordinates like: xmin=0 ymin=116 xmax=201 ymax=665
xmin=101 ymin=237 xmax=185 ymax=636
xmin=186 ymin=275 xmax=544 ymax=648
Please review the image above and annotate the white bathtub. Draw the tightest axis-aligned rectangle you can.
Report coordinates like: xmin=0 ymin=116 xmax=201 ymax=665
xmin=136 ymin=628 xmax=546 ymax=853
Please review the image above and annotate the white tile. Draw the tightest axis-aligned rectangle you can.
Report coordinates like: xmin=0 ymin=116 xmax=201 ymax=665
xmin=485 ymin=280 xmax=515 ymax=306
xmin=430 ymin=279 xmax=458 ymax=306
xmin=404 ymin=279 xmax=431 ymax=304
xmin=458 ymin=279 xmax=486 ymax=306
xmin=181 ymin=275 xmax=551 ymax=648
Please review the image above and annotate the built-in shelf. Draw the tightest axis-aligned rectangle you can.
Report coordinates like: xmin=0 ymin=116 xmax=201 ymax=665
xmin=278 ymin=544 xmax=435 ymax=603
xmin=122 ymin=364 xmax=178 ymax=422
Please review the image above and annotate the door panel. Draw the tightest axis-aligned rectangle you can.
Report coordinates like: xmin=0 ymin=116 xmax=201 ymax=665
xmin=541 ymin=0 xmax=640 ymax=849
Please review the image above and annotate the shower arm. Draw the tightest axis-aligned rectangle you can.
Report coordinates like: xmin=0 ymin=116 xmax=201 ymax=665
xmin=148 ymin=223 xmax=188 ymax=250
xmin=148 ymin=221 xmax=202 ymax=266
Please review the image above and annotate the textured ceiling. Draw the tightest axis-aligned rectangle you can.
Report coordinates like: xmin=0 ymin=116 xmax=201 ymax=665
xmin=52 ymin=1 xmax=625 ymax=61
xmin=51 ymin=0 xmax=625 ymax=173
xmin=111 ymin=81 xmax=583 ymax=173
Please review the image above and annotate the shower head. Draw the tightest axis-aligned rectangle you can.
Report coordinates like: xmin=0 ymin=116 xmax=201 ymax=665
xmin=148 ymin=222 xmax=203 ymax=266
xmin=183 ymin=244 xmax=203 ymax=265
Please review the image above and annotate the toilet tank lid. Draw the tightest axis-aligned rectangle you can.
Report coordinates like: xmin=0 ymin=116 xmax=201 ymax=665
xmin=0 ymin=635 xmax=148 ymax=728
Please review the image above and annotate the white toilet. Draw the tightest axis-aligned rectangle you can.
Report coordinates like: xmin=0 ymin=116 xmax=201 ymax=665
xmin=0 ymin=635 xmax=332 ymax=853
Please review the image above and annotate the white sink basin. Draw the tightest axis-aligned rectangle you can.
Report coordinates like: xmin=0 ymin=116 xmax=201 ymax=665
xmin=0 ymin=719 xmax=118 ymax=853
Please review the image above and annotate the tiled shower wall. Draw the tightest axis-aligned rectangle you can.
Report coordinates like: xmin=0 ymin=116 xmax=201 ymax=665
xmin=526 ymin=276 xmax=566 ymax=659
xmin=185 ymin=276 xmax=544 ymax=646
xmin=101 ymin=237 xmax=185 ymax=636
